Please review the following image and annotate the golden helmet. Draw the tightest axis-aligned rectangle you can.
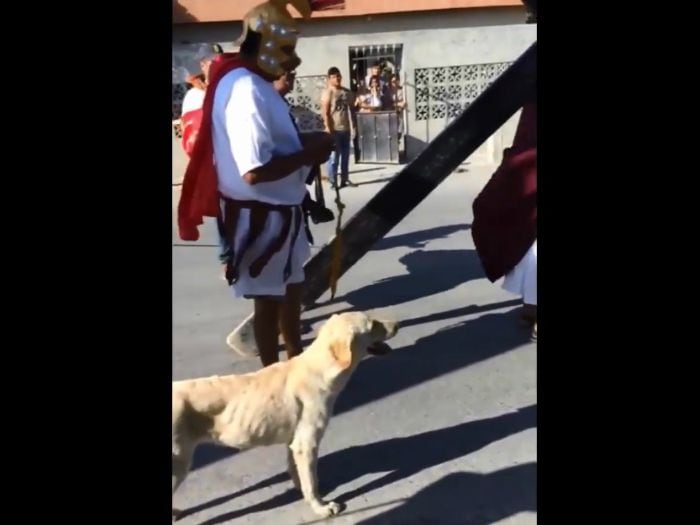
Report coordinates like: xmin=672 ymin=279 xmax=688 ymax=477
xmin=238 ymin=0 xmax=312 ymax=77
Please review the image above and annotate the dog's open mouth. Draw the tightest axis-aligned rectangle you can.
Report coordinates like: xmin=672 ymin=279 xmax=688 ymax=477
xmin=367 ymin=341 xmax=392 ymax=356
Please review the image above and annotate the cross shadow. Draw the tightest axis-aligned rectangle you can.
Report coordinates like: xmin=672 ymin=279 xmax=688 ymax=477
xmin=188 ymin=405 xmax=536 ymax=523
xmin=303 ymin=225 xmax=476 ymax=319
xmin=372 ymin=223 xmax=471 ymax=251
xmin=338 ymin=248 xmax=483 ymax=311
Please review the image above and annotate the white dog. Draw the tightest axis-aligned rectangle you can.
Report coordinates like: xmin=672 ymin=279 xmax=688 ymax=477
xmin=172 ymin=311 xmax=398 ymax=519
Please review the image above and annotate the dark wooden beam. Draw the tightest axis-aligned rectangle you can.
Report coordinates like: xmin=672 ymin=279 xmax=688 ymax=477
xmin=227 ymin=43 xmax=536 ymax=352
xmin=301 ymin=42 xmax=537 ymax=307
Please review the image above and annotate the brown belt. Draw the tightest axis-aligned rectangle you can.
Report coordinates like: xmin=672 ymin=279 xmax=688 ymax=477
xmin=220 ymin=196 xmax=304 ymax=286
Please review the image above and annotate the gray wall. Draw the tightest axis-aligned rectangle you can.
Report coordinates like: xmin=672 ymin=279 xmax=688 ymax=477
xmin=173 ymin=7 xmax=536 ymax=165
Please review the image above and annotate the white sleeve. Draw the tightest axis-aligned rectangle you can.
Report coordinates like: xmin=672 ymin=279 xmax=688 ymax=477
xmin=226 ymin=84 xmax=274 ymax=176
xmin=181 ymin=88 xmax=204 ymax=115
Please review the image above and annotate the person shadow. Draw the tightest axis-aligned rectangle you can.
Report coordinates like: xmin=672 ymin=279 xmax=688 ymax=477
xmin=333 ymin=309 xmax=530 ymax=416
xmin=355 ymin=463 xmax=536 ymax=525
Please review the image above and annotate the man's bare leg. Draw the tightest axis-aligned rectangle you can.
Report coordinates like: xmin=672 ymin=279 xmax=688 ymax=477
xmin=278 ymin=282 xmax=303 ymax=359
xmin=254 ymin=297 xmax=281 ymax=366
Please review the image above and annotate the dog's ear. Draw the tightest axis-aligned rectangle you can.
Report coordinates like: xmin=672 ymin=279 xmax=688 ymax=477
xmin=329 ymin=336 xmax=353 ymax=370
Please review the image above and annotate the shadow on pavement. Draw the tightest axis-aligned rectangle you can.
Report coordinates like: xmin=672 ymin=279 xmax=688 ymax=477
xmin=186 ymin=405 xmax=536 ymax=523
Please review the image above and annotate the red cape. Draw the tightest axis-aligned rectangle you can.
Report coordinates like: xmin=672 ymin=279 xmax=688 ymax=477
xmin=177 ymin=54 xmax=266 ymax=241
xmin=471 ymin=102 xmax=537 ymax=282
xmin=181 ymin=107 xmax=203 ymax=157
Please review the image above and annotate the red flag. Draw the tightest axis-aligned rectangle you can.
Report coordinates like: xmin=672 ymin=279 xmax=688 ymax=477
xmin=180 ymin=108 xmax=203 ymax=157
xmin=178 ymin=54 xmax=254 ymax=241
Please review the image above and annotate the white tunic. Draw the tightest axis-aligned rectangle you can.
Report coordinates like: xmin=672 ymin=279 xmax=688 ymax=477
xmin=212 ymin=68 xmax=312 ymax=297
xmin=502 ymin=240 xmax=537 ymax=305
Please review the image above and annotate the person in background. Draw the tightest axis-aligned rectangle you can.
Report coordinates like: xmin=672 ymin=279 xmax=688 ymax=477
xmin=180 ymin=58 xmax=211 ymax=155
xmin=357 ymin=75 xmax=384 ymax=112
xmin=386 ymin=73 xmax=407 ymax=138
xmin=176 ymin=56 xmax=234 ymax=278
xmin=321 ymin=66 xmax=357 ymax=189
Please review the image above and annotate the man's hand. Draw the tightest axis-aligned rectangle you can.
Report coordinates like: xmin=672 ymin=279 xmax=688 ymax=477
xmin=243 ymin=133 xmax=334 ymax=186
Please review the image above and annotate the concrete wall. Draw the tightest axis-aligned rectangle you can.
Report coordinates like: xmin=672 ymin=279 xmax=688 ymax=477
xmin=173 ymin=7 xmax=536 ymax=165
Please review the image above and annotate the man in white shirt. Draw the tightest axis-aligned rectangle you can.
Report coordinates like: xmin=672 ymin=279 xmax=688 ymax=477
xmin=210 ymin=2 xmax=334 ymax=367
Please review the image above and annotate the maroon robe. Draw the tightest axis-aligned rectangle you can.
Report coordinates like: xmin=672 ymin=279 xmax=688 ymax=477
xmin=471 ymin=102 xmax=537 ymax=282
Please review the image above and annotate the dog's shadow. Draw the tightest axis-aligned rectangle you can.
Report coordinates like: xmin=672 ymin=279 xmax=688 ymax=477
xmin=192 ymin=445 xmax=237 ymax=471
xmin=184 ymin=404 xmax=536 ymax=524
xmin=183 ymin=489 xmax=300 ymax=524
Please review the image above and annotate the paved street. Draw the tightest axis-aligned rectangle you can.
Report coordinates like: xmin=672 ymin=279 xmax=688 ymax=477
xmin=172 ymin=144 xmax=537 ymax=524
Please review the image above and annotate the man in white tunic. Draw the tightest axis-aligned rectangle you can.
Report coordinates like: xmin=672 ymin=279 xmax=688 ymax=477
xmin=177 ymin=0 xmax=334 ymax=366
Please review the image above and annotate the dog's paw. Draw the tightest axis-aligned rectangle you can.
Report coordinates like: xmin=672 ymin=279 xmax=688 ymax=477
xmin=312 ymin=500 xmax=343 ymax=517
